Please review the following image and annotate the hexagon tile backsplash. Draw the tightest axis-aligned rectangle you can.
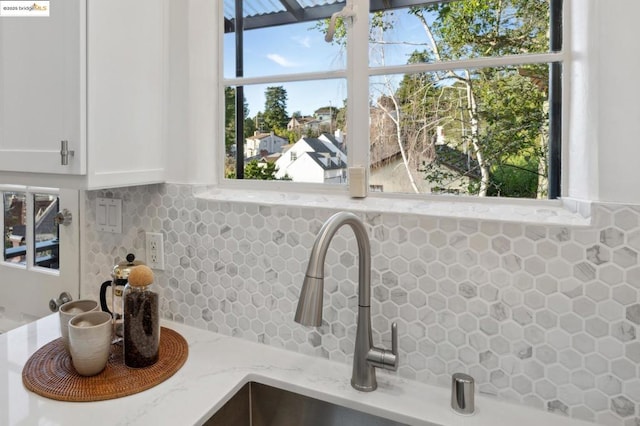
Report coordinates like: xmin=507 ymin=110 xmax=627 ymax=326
xmin=84 ymin=184 xmax=640 ymax=426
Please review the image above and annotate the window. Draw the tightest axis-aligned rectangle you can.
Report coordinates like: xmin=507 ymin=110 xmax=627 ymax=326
xmin=2 ymin=189 xmax=60 ymax=270
xmin=0 ymin=186 xmax=79 ymax=321
xmin=223 ymin=0 xmax=563 ymax=199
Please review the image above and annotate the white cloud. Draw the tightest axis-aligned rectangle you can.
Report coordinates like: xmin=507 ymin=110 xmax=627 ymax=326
xmin=267 ymin=53 xmax=298 ymax=68
xmin=293 ymin=35 xmax=311 ymax=48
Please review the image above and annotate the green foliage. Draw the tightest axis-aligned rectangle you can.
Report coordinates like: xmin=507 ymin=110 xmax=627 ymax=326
xmin=245 ymin=160 xmax=278 ymax=180
xmin=225 ymin=87 xmax=251 ymax=153
xmin=476 ymin=69 xmax=547 ymax=160
xmin=420 ymin=161 xmax=464 ymax=195
xmin=313 ymin=11 xmax=388 ymax=46
xmin=414 ymin=0 xmax=549 ymax=59
xmin=313 ymin=0 xmax=552 ymax=198
xmin=227 ymin=160 xmax=292 ymax=181
xmin=279 ymin=129 xmax=300 ymax=145
xmin=244 ymin=116 xmax=256 ymax=138
xmin=404 ymin=0 xmax=550 ymax=197
xmin=488 ymin=154 xmax=540 ymax=198
xmin=263 ymin=86 xmax=289 ymax=132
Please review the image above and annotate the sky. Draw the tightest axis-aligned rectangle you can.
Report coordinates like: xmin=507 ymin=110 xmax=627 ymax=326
xmin=224 ymin=21 xmax=347 ymax=117
xmin=223 ymin=11 xmax=426 ymax=118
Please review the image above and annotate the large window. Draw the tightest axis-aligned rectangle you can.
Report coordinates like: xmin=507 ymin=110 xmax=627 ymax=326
xmin=223 ymin=0 xmax=563 ymax=199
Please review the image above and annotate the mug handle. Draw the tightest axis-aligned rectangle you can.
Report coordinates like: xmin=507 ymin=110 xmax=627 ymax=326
xmin=99 ymin=280 xmax=113 ymax=314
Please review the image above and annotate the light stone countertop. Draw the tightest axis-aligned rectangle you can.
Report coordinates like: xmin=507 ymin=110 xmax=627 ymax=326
xmin=0 ymin=314 xmax=593 ymax=426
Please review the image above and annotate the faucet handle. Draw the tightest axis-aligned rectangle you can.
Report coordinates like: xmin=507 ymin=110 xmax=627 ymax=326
xmin=389 ymin=321 xmax=398 ymax=370
xmin=391 ymin=322 xmax=398 ymax=357
xmin=367 ymin=322 xmax=399 ymax=371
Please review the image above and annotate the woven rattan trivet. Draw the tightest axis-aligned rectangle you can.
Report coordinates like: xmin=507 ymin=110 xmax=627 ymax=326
xmin=22 ymin=327 xmax=188 ymax=402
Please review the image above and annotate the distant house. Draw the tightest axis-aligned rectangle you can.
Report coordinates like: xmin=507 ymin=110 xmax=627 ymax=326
xmin=287 ymin=107 xmax=335 ymax=134
xmin=287 ymin=115 xmax=318 ymax=132
xmin=244 ymin=132 xmax=288 ymax=159
xmin=314 ymin=106 xmax=333 ymax=123
xmin=275 ymin=133 xmax=347 ymax=183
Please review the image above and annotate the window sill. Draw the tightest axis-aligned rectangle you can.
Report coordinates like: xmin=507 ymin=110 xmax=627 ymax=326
xmin=196 ymin=187 xmax=592 ymax=227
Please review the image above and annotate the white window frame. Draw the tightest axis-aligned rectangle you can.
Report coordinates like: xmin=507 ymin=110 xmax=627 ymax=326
xmin=0 ymin=185 xmax=60 ymax=274
xmin=219 ymin=0 xmax=566 ymax=202
xmin=0 ymin=185 xmax=80 ymax=320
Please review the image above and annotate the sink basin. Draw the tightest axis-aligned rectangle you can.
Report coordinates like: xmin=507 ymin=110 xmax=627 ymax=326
xmin=204 ymin=381 xmax=411 ymax=426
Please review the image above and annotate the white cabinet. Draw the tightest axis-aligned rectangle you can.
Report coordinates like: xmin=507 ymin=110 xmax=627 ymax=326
xmin=0 ymin=0 xmax=167 ymax=189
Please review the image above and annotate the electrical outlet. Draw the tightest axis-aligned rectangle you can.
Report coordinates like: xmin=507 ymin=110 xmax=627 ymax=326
xmin=145 ymin=232 xmax=165 ymax=270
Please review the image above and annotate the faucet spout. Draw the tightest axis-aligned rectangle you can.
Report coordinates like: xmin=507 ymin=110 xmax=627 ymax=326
xmin=294 ymin=212 xmax=398 ymax=392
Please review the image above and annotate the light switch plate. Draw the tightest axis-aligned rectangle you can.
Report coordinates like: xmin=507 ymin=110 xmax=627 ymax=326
xmin=95 ymin=198 xmax=122 ymax=233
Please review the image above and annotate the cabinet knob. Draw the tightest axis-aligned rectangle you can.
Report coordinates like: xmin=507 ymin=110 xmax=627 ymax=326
xmin=60 ymin=140 xmax=75 ymax=165
xmin=54 ymin=208 xmax=72 ymax=226
xmin=49 ymin=292 xmax=72 ymax=312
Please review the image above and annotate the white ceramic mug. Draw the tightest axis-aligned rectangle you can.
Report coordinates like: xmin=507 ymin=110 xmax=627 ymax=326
xmin=68 ymin=311 xmax=112 ymax=376
xmin=59 ymin=300 xmax=99 ymax=352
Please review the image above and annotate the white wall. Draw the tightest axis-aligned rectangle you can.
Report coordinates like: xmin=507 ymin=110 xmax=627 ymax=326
xmin=566 ymin=0 xmax=640 ymax=204
xmin=596 ymin=1 xmax=640 ymax=203
xmin=166 ymin=0 xmax=219 ymax=185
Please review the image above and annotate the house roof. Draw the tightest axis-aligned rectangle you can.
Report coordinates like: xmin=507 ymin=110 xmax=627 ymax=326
xmin=248 ymin=132 xmax=286 ymax=141
xmin=319 ymin=133 xmax=343 ymax=152
xmin=306 ymin=152 xmax=345 ymax=170
xmin=303 ymin=137 xmax=335 ymax=154
xmin=434 ymin=145 xmax=481 ymax=180
xmin=314 ymin=106 xmax=332 ymax=114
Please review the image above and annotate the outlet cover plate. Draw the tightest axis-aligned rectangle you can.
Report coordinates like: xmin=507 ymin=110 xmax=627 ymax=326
xmin=145 ymin=232 xmax=165 ymax=270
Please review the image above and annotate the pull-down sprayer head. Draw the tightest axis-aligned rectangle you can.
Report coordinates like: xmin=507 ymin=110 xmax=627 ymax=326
xmin=294 ymin=276 xmax=324 ymax=326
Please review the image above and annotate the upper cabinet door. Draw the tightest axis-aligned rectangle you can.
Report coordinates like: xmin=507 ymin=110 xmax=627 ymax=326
xmin=0 ymin=0 xmax=86 ymax=175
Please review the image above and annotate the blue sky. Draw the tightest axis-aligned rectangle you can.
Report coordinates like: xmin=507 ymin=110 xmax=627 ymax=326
xmin=224 ymin=21 xmax=346 ymax=117
xmin=224 ymin=10 xmax=428 ymax=118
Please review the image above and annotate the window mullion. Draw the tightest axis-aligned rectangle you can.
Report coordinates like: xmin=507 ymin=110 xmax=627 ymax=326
xmin=347 ymin=0 xmax=370 ymax=190
xmin=368 ymin=52 xmax=565 ymax=77
xmin=25 ymin=188 xmax=35 ymax=270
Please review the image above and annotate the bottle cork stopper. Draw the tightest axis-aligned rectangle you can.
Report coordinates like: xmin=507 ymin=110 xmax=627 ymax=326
xmin=128 ymin=265 xmax=154 ymax=286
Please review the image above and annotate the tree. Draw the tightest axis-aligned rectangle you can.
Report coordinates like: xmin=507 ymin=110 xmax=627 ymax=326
xmin=244 ymin=116 xmax=256 ymax=139
xmin=263 ymin=86 xmax=289 ymax=132
xmin=254 ymin=112 xmax=265 ymax=133
xmin=245 ymin=160 xmax=278 ymax=180
xmin=408 ymin=1 xmax=549 ymax=196
xmin=317 ymin=1 xmax=551 ymax=198
xmin=225 ymin=87 xmax=251 ymax=153
xmin=226 ymin=160 xmax=291 ymax=180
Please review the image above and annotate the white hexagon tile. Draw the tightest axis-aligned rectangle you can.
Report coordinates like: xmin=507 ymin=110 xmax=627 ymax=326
xmin=83 ymin=184 xmax=640 ymax=426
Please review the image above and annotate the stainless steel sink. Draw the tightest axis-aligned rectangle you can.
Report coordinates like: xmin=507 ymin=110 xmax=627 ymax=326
xmin=204 ymin=381 xmax=411 ymax=426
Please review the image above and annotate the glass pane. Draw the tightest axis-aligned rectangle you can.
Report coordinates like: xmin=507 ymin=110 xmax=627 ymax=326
xmin=224 ymin=1 xmax=346 ymax=79
xmin=3 ymin=191 xmax=26 ymax=265
xmin=369 ymin=1 xmax=551 ymax=68
xmin=369 ymin=65 xmax=551 ymax=198
xmin=33 ymin=193 xmax=59 ymax=270
xmin=225 ymin=79 xmax=347 ymax=183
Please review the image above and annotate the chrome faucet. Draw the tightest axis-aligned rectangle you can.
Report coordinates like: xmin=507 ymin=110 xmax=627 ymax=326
xmin=294 ymin=211 xmax=398 ymax=391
